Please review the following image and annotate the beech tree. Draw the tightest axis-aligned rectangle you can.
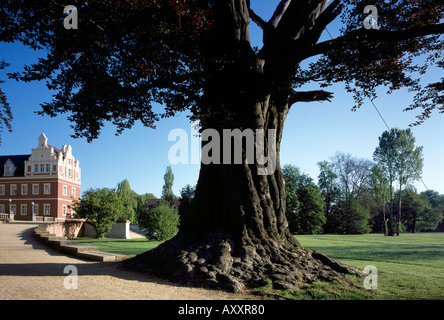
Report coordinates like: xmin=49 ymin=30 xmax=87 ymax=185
xmin=1 ymin=0 xmax=443 ymax=291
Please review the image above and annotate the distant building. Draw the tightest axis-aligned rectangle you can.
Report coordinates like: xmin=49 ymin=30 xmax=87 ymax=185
xmin=0 ymin=133 xmax=81 ymax=221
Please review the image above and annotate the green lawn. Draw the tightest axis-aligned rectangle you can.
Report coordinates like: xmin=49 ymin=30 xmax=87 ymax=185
xmin=75 ymin=237 xmax=163 ymax=257
xmin=295 ymin=233 xmax=444 ymax=299
xmin=76 ymin=233 xmax=444 ymax=299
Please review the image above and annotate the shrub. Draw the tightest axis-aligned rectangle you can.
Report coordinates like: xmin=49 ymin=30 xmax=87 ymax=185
xmin=139 ymin=200 xmax=179 ymax=241
xmin=72 ymin=188 xmax=125 ymax=238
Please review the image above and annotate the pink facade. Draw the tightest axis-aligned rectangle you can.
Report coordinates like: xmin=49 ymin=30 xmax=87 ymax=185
xmin=0 ymin=133 xmax=81 ymax=221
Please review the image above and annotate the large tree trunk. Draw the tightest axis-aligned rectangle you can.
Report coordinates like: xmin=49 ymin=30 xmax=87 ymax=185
xmin=126 ymin=96 xmax=363 ymax=292
xmin=125 ymin=0 xmax=363 ymax=292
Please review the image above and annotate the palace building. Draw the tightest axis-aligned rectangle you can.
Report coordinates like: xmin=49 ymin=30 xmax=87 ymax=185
xmin=0 ymin=133 xmax=81 ymax=221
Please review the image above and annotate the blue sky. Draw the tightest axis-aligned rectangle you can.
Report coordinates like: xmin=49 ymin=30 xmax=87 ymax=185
xmin=0 ymin=1 xmax=443 ymax=196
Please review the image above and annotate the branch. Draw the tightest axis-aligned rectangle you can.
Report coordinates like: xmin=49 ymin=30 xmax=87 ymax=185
xmin=292 ymin=0 xmax=342 ymax=49
xmin=288 ymin=90 xmax=333 ymax=107
xmin=260 ymin=0 xmax=337 ymax=58
xmin=307 ymin=22 xmax=444 ymax=58
xmin=269 ymin=0 xmax=292 ymax=28
xmin=249 ymin=8 xmax=266 ymax=30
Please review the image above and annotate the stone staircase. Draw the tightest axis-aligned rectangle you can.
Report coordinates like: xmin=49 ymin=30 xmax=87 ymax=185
xmin=34 ymin=228 xmax=127 ymax=262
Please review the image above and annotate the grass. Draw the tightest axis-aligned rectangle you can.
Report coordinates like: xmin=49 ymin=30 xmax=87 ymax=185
xmin=75 ymin=237 xmax=163 ymax=257
xmin=76 ymin=233 xmax=444 ymax=300
xmin=291 ymin=233 xmax=444 ymax=300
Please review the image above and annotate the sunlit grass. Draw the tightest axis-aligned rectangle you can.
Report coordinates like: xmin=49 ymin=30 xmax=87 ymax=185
xmin=75 ymin=237 xmax=162 ymax=257
xmin=292 ymin=233 xmax=444 ymax=299
xmin=77 ymin=233 xmax=444 ymax=299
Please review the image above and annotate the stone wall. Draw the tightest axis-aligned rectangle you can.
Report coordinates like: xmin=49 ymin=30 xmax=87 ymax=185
xmin=37 ymin=219 xmax=132 ymax=239
xmin=105 ymin=220 xmax=131 ymax=239
xmin=40 ymin=219 xmax=84 ymax=239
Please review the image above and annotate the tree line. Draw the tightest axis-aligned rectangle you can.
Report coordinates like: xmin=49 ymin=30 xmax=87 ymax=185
xmin=72 ymin=166 xmax=189 ymax=240
xmin=284 ymin=128 xmax=444 ymax=235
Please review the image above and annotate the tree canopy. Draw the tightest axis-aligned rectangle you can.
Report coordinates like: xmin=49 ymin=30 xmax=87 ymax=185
xmin=0 ymin=0 xmax=442 ymax=142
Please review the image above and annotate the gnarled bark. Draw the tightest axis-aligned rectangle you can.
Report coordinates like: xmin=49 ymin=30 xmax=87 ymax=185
xmin=125 ymin=0 xmax=364 ymax=292
xmin=126 ymin=96 xmax=363 ymax=292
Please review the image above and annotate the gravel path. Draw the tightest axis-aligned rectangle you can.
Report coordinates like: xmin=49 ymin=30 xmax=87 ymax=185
xmin=0 ymin=222 xmax=245 ymax=300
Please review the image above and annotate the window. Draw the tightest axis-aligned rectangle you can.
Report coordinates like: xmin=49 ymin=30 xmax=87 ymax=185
xmin=4 ymin=159 xmax=15 ymax=177
xmin=32 ymin=203 xmax=39 ymax=215
xmin=44 ymin=184 xmax=50 ymax=195
xmin=0 ymin=205 xmax=4 ymax=213
xmin=40 ymin=164 xmax=45 ymax=172
xmin=62 ymin=205 xmax=67 ymax=216
xmin=10 ymin=204 xmax=16 ymax=215
xmin=10 ymin=184 xmax=17 ymax=195
xmin=35 ymin=164 xmax=39 ymax=173
xmin=63 ymin=185 xmax=67 ymax=196
xmin=43 ymin=204 xmax=50 ymax=216
xmin=20 ymin=204 xmax=27 ymax=216
xmin=46 ymin=164 xmax=50 ymax=172
xmin=68 ymin=168 xmax=72 ymax=177
xmin=0 ymin=185 xmax=4 ymax=195
xmin=33 ymin=184 xmax=39 ymax=195
xmin=21 ymin=184 xmax=28 ymax=195
xmin=71 ymin=187 xmax=76 ymax=198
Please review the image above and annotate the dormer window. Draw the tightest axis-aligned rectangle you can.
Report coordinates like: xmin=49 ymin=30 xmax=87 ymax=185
xmin=3 ymin=159 xmax=16 ymax=177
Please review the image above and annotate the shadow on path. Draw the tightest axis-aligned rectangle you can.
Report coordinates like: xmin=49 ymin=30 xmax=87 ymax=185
xmin=0 ymin=223 xmax=188 ymax=291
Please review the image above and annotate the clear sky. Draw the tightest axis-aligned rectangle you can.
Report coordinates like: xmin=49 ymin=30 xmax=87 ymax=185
xmin=1 ymin=1 xmax=443 ymax=197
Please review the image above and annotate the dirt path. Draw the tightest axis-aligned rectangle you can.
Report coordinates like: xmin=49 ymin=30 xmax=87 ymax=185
xmin=0 ymin=222 xmax=246 ymax=300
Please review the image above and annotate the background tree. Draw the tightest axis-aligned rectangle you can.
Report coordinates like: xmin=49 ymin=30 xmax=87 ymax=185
xmin=138 ymin=200 xmax=180 ymax=241
xmin=294 ymin=186 xmax=326 ymax=234
xmin=72 ymin=188 xmax=125 ymax=238
xmin=317 ymin=160 xmax=340 ymax=233
xmin=374 ymin=128 xmax=424 ymax=235
xmin=328 ymin=153 xmax=373 ymax=234
xmin=330 ymin=152 xmax=374 ymax=202
xmin=2 ymin=0 xmax=443 ymax=291
xmin=117 ymin=179 xmax=139 ymax=224
xmin=330 ymin=198 xmax=371 ymax=235
xmin=373 ymin=129 xmax=399 ymax=236
xmin=393 ymin=129 xmax=424 ymax=235
xmin=420 ymin=190 xmax=444 ymax=232
xmin=398 ymin=189 xmax=443 ymax=233
xmin=135 ymin=192 xmax=157 ymax=222
xmin=282 ymin=164 xmax=325 ymax=234
xmin=161 ymin=166 xmax=176 ymax=205
xmin=369 ymin=165 xmax=391 ymax=235
xmin=180 ymin=184 xmax=196 ymax=201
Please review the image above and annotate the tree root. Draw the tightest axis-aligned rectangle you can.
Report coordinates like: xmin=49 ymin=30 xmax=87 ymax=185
xmin=124 ymin=232 xmax=365 ymax=293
